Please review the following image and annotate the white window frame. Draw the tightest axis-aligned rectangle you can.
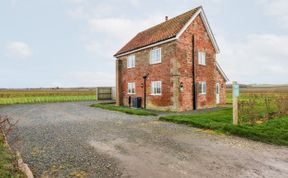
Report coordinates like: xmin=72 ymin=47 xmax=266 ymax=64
xmin=127 ymin=55 xmax=135 ymax=68
xmin=151 ymin=81 xmax=162 ymax=96
xmin=199 ymin=81 xmax=206 ymax=95
xmin=198 ymin=51 xmax=206 ymax=65
xmin=128 ymin=82 xmax=136 ymax=94
xmin=150 ymin=48 xmax=161 ymax=64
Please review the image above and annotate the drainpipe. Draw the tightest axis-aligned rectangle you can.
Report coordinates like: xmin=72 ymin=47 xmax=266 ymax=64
xmin=143 ymin=73 xmax=149 ymax=109
xmin=192 ymin=35 xmax=197 ymax=110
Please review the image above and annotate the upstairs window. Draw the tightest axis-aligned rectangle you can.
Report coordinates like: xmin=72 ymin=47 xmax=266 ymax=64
xmin=198 ymin=52 xmax=206 ymax=65
xmin=127 ymin=55 xmax=135 ymax=68
xmin=150 ymin=48 xmax=161 ymax=64
xmin=199 ymin=81 xmax=206 ymax=95
xmin=151 ymin=81 xmax=162 ymax=95
xmin=128 ymin=83 xmax=136 ymax=94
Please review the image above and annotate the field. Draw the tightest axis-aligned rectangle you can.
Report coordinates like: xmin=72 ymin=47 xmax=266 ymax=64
xmin=0 ymin=88 xmax=97 ymax=105
xmin=226 ymin=86 xmax=288 ymax=104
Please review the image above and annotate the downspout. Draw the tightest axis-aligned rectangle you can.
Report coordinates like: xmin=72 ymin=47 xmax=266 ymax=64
xmin=192 ymin=35 xmax=197 ymax=110
xmin=143 ymin=73 xmax=149 ymax=109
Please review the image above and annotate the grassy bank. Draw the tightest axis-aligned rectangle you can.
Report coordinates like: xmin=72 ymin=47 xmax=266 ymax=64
xmin=160 ymin=109 xmax=288 ymax=146
xmin=0 ymin=134 xmax=24 ymax=177
xmin=91 ymin=103 xmax=158 ymax=116
xmin=0 ymin=89 xmax=96 ymax=105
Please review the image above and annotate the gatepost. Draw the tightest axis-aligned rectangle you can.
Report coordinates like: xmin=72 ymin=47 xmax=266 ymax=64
xmin=232 ymin=81 xmax=240 ymax=125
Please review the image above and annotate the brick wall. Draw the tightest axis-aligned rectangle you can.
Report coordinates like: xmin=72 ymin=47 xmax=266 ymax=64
xmin=117 ymin=42 xmax=177 ymax=111
xmin=176 ymin=15 xmax=218 ymax=111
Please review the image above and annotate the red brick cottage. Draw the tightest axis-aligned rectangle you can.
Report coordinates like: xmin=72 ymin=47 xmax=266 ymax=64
xmin=114 ymin=6 xmax=228 ymax=112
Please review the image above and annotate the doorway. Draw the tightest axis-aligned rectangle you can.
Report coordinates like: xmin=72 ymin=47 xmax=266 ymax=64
xmin=216 ymin=82 xmax=220 ymax=104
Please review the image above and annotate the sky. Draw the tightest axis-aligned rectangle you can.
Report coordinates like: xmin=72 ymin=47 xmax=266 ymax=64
xmin=0 ymin=0 xmax=288 ymax=88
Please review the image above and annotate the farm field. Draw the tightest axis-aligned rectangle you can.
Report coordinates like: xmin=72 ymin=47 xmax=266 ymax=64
xmin=0 ymin=88 xmax=97 ymax=105
xmin=226 ymin=86 xmax=288 ymax=104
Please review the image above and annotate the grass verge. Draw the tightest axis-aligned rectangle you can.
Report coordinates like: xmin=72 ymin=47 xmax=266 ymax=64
xmin=0 ymin=134 xmax=25 ymax=178
xmin=159 ymin=109 xmax=288 ymax=146
xmin=90 ymin=103 xmax=158 ymax=116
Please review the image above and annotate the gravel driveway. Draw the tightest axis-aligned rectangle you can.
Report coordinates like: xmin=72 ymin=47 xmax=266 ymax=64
xmin=0 ymin=102 xmax=288 ymax=178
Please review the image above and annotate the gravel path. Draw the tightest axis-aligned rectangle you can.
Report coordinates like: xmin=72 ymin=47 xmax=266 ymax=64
xmin=0 ymin=102 xmax=287 ymax=178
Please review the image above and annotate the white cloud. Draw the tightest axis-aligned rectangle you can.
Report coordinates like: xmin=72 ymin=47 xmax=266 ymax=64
xmin=85 ymin=40 xmax=116 ymax=58
xmin=87 ymin=16 xmax=163 ymax=40
xmin=66 ymin=6 xmax=90 ymax=19
xmin=218 ymin=34 xmax=288 ymax=84
xmin=5 ymin=41 xmax=33 ymax=59
xmin=62 ymin=71 xmax=115 ymax=87
xmin=257 ymin=0 xmax=288 ymax=27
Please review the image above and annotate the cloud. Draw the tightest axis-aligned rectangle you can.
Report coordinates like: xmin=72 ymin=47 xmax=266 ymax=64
xmin=5 ymin=41 xmax=33 ymax=59
xmin=257 ymin=0 xmax=288 ymax=27
xmin=218 ymin=34 xmax=288 ymax=84
xmin=61 ymin=71 xmax=115 ymax=87
xmin=85 ymin=40 xmax=116 ymax=58
xmin=87 ymin=16 xmax=163 ymax=40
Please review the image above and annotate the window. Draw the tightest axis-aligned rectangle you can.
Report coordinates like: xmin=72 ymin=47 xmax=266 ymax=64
xmin=127 ymin=55 xmax=135 ymax=68
xmin=151 ymin=81 xmax=162 ymax=95
xmin=199 ymin=82 xmax=206 ymax=95
xmin=128 ymin=83 xmax=136 ymax=94
xmin=150 ymin=48 xmax=161 ymax=64
xmin=198 ymin=52 xmax=206 ymax=65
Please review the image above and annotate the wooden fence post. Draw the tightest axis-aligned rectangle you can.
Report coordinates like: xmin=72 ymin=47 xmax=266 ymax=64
xmin=233 ymin=81 xmax=239 ymax=125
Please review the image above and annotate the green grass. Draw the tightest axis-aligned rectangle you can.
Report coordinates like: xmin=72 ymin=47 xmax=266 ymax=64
xmin=226 ymin=91 xmax=288 ymax=104
xmin=91 ymin=103 xmax=158 ymax=116
xmin=159 ymin=109 xmax=288 ymax=146
xmin=0 ymin=134 xmax=24 ymax=178
xmin=0 ymin=95 xmax=96 ymax=105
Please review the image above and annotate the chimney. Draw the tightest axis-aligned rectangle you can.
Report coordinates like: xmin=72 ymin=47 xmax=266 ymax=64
xmin=165 ymin=16 xmax=168 ymax=21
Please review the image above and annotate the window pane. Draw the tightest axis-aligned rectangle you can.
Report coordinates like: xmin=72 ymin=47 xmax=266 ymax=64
xmin=198 ymin=82 xmax=202 ymax=93
xmin=203 ymin=53 xmax=206 ymax=65
xmin=150 ymin=49 xmax=161 ymax=64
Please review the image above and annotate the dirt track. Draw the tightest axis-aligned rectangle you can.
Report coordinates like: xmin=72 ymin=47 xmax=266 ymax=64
xmin=0 ymin=102 xmax=287 ymax=178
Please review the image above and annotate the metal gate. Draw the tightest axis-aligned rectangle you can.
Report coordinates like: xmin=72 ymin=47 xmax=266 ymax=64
xmin=96 ymin=87 xmax=113 ymax=100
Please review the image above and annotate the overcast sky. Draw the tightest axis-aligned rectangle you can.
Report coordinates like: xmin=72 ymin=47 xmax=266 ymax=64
xmin=0 ymin=0 xmax=287 ymax=88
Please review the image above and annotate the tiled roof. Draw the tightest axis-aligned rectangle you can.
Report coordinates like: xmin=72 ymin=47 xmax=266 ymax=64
xmin=115 ymin=6 xmax=201 ymax=56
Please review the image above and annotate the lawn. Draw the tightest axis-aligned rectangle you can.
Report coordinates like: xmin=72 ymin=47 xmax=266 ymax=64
xmin=0 ymin=89 xmax=96 ymax=105
xmin=160 ymin=109 xmax=288 ymax=146
xmin=91 ymin=103 xmax=158 ymax=116
xmin=0 ymin=134 xmax=24 ymax=178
